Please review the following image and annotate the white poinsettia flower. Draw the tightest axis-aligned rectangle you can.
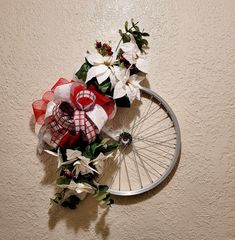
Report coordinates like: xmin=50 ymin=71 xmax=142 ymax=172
xmin=86 ymin=52 xmax=118 ymax=84
xmin=59 ymin=149 xmax=97 ymax=176
xmin=58 ymin=181 xmax=95 ymax=195
xmin=54 ymin=149 xmax=82 ymax=168
xmin=73 ymin=157 xmax=98 ymax=177
xmin=113 ymin=68 xmax=146 ymax=103
xmin=91 ymin=152 xmax=113 ymax=174
xmin=121 ymin=35 xmax=149 ymax=73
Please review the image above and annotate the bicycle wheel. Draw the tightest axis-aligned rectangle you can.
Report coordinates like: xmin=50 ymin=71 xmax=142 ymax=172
xmin=99 ymin=86 xmax=181 ymax=196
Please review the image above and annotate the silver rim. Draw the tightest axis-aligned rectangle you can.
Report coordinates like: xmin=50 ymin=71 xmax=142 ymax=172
xmin=99 ymin=87 xmax=181 ymax=196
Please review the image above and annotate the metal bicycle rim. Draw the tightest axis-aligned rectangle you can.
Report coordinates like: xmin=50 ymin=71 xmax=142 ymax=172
xmin=101 ymin=87 xmax=181 ymax=196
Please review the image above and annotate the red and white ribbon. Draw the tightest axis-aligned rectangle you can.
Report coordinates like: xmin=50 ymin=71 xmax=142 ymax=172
xmin=32 ymin=78 xmax=116 ymax=150
xmin=49 ymin=90 xmax=97 ymax=146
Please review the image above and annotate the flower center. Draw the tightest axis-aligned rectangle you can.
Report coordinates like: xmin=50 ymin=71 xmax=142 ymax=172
xmin=104 ymin=61 xmax=110 ymax=66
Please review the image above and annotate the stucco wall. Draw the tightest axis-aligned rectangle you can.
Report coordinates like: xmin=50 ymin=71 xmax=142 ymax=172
xmin=0 ymin=0 xmax=235 ymax=239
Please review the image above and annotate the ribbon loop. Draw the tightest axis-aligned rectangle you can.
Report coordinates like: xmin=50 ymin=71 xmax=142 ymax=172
xmin=76 ymin=90 xmax=96 ymax=111
xmin=52 ymin=102 xmax=74 ymax=131
xmin=49 ymin=89 xmax=97 ymax=147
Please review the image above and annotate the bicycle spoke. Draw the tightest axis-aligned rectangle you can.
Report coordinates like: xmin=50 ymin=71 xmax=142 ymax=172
xmin=123 ymin=153 xmax=132 ymax=191
xmin=133 ymin=145 xmax=153 ymax=183
xmin=136 ymin=125 xmax=174 ymax=140
xmin=133 ymin=137 xmax=176 ymax=147
xmin=132 ymin=105 xmax=161 ymax=134
xmin=132 ymin=148 xmax=143 ymax=188
xmin=132 ymin=96 xmax=153 ymax=136
xmin=135 ymin=144 xmax=174 ymax=157
xmin=137 ymin=151 xmax=169 ymax=169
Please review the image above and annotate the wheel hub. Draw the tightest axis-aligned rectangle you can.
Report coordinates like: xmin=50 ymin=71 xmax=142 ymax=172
xmin=119 ymin=132 xmax=133 ymax=146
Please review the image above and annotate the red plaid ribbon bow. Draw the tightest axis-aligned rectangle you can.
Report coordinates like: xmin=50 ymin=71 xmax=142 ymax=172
xmin=49 ymin=90 xmax=97 ymax=147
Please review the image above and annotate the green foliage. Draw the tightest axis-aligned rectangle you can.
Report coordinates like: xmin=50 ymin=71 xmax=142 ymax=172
xmin=50 ymin=190 xmax=66 ymax=205
xmin=83 ymin=138 xmax=118 ymax=159
xmin=61 ymin=195 xmax=80 ymax=209
xmin=75 ymin=62 xmax=91 ymax=81
xmin=56 ymin=176 xmax=71 ymax=185
xmin=98 ymin=80 xmax=111 ymax=93
xmin=94 ymin=184 xmax=114 ymax=206
xmin=118 ymin=19 xmax=150 ymax=52
xmin=119 ymin=29 xmax=131 ymax=43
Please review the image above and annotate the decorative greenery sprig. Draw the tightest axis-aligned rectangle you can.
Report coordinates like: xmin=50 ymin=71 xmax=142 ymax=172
xmin=118 ymin=19 xmax=149 ymax=52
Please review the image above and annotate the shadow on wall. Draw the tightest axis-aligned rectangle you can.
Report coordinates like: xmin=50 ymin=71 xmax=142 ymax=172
xmin=48 ymin=201 xmax=110 ymax=238
xmin=45 ymin=150 xmax=180 ymax=237
xmin=45 ymin=148 xmax=180 ymax=237
xmin=36 ymin=146 xmax=111 ymax=238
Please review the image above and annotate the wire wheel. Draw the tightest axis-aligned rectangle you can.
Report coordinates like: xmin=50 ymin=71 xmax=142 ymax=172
xmin=99 ymin=87 xmax=181 ymax=196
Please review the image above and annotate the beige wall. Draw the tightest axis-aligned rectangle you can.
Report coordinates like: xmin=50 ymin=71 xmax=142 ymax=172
xmin=0 ymin=0 xmax=235 ymax=239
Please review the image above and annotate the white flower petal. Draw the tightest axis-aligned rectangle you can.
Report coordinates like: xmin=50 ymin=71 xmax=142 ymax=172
xmin=44 ymin=150 xmax=58 ymax=157
xmin=129 ymin=74 xmax=145 ymax=88
xmin=61 ymin=158 xmax=77 ymax=166
xmin=97 ymin=68 xmax=111 ymax=84
xmin=121 ymin=42 xmax=135 ymax=53
xmin=86 ymin=165 xmax=99 ymax=174
xmin=110 ymin=51 xmax=118 ymax=64
xmin=126 ymin=84 xmax=138 ymax=103
xmin=86 ymin=53 xmax=104 ymax=65
xmin=123 ymin=52 xmax=136 ymax=64
xmin=136 ymin=58 xmax=149 ymax=73
xmin=91 ymin=152 xmax=113 ymax=174
xmin=113 ymin=81 xmax=127 ymax=99
xmin=103 ymin=56 xmax=112 ymax=64
xmin=67 ymin=149 xmax=80 ymax=158
xmin=75 ymin=183 xmax=94 ymax=194
xmin=86 ymin=65 xmax=108 ymax=82
xmin=136 ymin=88 xmax=141 ymax=100
xmin=109 ymin=71 xmax=117 ymax=88
xmin=113 ymin=66 xmax=129 ymax=82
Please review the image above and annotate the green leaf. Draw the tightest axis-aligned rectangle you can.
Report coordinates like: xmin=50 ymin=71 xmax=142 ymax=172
xmin=105 ymin=142 xmax=119 ymax=152
xmin=56 ymin=177 xmax=71 ymax=185
xmin=91 ymin=143 xmax=98 ymax=156
xmin=98 ymin=185 xmax=109 ymax=192
xmin=134 ymin=25 xmax=140 ymax=31
xmin=83 ymin=145 xmax=92 ymax=158
xmin=100 ymin=138 xmax=110 ymax=145
xmin=97 ymin=192 xmax=108 ymax=202
xmin=119 ymin=29 xmax=123 ymax=37
xmin=141 ymin=32 xmax=150 ymax=36
xmin=102 ymin=192 xmax=111 ymax=201
xmin=122 ymin=33 xmax=131 ymax=43
xmin=75 ymin=62 xmax=91 ymax=81
xmin=142 ymin=39 xmax=148 ymax=46
xmin=98 ymin=81 xmax=111 ymax=93
xmin=125 ymin=21 xmax=128 ymax=32
xmin=107 ymin=199 xmax=114 ymax=206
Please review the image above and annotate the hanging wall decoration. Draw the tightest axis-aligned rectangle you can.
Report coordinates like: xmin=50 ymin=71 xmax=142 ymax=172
xmin=32 ymin=20 xmax=181 ymax=209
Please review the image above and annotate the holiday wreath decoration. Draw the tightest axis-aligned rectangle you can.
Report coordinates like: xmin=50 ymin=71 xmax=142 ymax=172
xmin=32 ymin=20 xmax=181 ymax=209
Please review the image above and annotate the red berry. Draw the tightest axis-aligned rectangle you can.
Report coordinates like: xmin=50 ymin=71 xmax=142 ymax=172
xmin=96 ymin=41 xmax=102 ymax=48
